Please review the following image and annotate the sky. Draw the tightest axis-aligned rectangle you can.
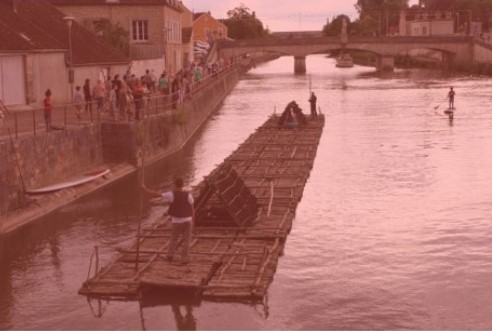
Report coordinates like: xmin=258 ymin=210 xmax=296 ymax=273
xmin=188 ymin=0 xmax=420 ymax=32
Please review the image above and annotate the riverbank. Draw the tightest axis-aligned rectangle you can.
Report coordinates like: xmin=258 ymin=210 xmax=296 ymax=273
xmin=349 ymin=51 xmax=492 ymax=75
xmin=0 ymin=64 xmax=248 ymax=236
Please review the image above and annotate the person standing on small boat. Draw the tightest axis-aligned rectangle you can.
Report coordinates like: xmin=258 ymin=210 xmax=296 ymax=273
xmin=448 ymin=87 xmax=456 ymax=109
xmin=309 ymin=92 xmax=318 ymax=117
xmin=142 ymin=178 xmax=195 ymax=265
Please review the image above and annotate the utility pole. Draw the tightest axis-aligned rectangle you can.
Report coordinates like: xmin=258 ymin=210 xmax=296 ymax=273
xmin=385 ymin=0 xmax=389 ymax=36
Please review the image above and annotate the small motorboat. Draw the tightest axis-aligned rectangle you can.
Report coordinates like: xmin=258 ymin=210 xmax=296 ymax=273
xmin=336 ymin=53 xmax=354 ymax=68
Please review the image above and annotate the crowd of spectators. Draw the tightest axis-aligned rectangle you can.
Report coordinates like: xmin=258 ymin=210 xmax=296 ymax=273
xmin=75 ymin=59 xmax=234 ymax=122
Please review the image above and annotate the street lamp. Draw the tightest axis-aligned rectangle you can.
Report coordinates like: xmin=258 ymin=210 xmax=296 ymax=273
xmin=163 ymin=27 xmax=171 ymax=73
xmin=63 ymin=15 xmax=75 ymax=100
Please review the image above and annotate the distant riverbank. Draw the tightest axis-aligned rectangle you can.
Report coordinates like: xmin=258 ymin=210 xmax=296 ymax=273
xmin=332 ymin=51 xmax=492 ymax=75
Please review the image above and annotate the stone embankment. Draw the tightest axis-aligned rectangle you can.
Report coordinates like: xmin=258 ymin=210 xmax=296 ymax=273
xmin=0 ymin=65 xmax=245 ymax=235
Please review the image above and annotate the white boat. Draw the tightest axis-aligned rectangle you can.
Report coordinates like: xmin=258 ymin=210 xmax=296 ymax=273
xmin=336 ymin=53 xmax=354 ymax=68
xmin=26 ymin=169 xmax=110 ymax=194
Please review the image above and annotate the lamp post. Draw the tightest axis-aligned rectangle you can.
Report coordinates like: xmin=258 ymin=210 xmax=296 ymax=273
xmin=163 ymin=27 xmax=171 ymax=74
xmin=63 ymin=16 xmax=75 ymax=101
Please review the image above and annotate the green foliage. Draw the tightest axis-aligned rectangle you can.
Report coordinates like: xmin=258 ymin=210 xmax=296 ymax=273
xmin=222 ymin=4 xmax=269 ymax=39
xmin=323 ymin=15 xmax=351 ymax=36
xmin=92 ymin=19 xmax=129 ymax=56
xmin=422 ymin=0 xmax=492 ymax=28
xmin=355 ymin=0 xmax=409 ymax=16
xmin=351 ymin=16 xmax=379 ymax=36
xmin=354 ymin=0 xmax=408 ymax=35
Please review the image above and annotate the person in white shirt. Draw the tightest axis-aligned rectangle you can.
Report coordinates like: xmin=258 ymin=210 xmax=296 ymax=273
xmin=142 ymin=177 xmax=194 ymax=264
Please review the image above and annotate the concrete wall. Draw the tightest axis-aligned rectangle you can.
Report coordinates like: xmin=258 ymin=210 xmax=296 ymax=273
xmin=102 ymin=67 xmax=241 ymax=165
xmin=31 ymin=53 xmax=129 ymax=106
xmin=0 ymin=124 xmax=103 ymax=215
xmin=472 ymin=41 xmax=492 ymax=63
xmin=407 ymin=20 xmax=454 ymax=36
xmin=130 ymin=58 xmax=165 ymax=79
xmin=0 ymin=66 xmax=242 ymax=218
xmin=56 ymin=5 xmax=165 ymax=45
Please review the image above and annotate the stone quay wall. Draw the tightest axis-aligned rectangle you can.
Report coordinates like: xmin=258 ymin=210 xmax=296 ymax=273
xmin=0 ymin=124 xmax=103 ymax=215
xmin=0 ymin=66 xmax=242 ymax=221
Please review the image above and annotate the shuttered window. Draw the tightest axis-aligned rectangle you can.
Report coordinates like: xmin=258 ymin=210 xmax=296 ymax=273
xmin=132 ymin=20 xmax=149 ymax=41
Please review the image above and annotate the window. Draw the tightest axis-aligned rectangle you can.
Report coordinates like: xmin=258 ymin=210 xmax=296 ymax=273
xmin=422 ymin=26 xmax=427 ymax=35
xmin=132 ymin=20 xmax=149 ymax=41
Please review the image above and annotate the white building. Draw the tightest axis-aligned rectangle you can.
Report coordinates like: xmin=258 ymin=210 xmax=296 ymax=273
xmin=400 ymin=11 xmax=456 ymax=36
xmin=0 ymin=0 xmax=129 ymax=107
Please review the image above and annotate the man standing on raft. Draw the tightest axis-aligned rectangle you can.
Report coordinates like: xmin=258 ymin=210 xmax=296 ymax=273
xmin=448 ymin=87 xmax=456 ymax=109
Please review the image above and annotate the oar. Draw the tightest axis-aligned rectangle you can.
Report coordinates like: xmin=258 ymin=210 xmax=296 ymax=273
xmin=434 ymin=97 xmax=448 ymax=110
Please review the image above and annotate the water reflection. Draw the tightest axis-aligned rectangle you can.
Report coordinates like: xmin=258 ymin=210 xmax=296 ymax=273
xmin=1 ymin=55 xmax=492 ymax=329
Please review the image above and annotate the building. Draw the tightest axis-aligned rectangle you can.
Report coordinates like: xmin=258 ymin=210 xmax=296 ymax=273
xmin=0 ymin=0 xmax=129 ymax=106
xmin=50 ymin=0 xmax=184 ymax=75
xmin=192 ymin=12 xmax=228 ymax=45
xmin=179 ymin=2 xmax=194 ymax=67
xmin=400 ymin=11 xmax=456 ymax=36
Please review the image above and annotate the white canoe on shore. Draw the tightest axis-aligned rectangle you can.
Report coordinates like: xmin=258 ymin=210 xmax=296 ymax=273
xmin=25 ymin=169 xmax=110 ymax=194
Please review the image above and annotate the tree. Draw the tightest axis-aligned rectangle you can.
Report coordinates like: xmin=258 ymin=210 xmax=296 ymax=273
xmin=91 ymin=19 xmax=129 ymax=56
xmin=322 ymin=15 xmax=351 ymax=37
xmin=351 ymin=16 xmax=379 ymax=36
xmin=355 ymin=0 xmax=409 ymax=17
xmin=222 ymin=4 xmax=269 ymax=39
xmin=355 ymin=0 xmax=409 ymax=35
xmin=416 ymin=0 xmax=492 ymax=32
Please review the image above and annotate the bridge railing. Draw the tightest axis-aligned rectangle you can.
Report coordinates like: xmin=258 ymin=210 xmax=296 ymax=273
xmin=217 ymin=35 xmax=476 ymax=49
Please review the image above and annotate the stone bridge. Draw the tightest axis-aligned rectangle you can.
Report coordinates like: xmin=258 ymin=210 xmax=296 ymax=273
xmin=217 ymin=36 xmax=492 ymax=73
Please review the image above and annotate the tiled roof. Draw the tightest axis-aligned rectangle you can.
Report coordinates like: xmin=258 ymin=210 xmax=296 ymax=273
xmin=0 ymin=2 xmax=64 ymax=51
xmin=0 ymin=0 xmax=129 ymax=65
xmin=193 ymin=12 xmax=206 ymax=21
xmin=50 ymin=0 xmax=182 ymax=11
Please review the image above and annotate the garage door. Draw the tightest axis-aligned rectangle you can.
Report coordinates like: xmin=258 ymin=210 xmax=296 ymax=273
xmin=0 ymin=55 xmax=26 ymax=106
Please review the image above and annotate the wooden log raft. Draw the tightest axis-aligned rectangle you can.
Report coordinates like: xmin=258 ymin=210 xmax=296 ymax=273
xmin=79 ymin=115 xmax=324 ymax=302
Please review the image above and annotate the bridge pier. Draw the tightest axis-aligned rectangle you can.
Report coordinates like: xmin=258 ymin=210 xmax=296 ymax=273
xmin=376 ymin=55 xmax=395 ymax=72
xmin=294 ymin=56 xmax=306 ymax=74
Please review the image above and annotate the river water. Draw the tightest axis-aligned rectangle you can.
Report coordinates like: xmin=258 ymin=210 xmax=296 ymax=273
xmin=1 ymin=55 xmax=492 ymax=330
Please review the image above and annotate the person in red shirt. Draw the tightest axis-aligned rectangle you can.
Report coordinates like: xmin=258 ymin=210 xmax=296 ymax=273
xmin=43 ymin=89 xmax=53 ymax=132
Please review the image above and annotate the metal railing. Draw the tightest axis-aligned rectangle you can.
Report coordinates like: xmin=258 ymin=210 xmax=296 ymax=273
xmin=0 ymin=63 xmax=240 ymax=139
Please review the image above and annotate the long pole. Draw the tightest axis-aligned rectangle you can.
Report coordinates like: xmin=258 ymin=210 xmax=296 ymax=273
xmin=135 ymin=123 xmax=147 ymax=271
xmin=68 ymin=22 xmax=74 ymax=101
xmin=8 ymin=128 xmax=26 ymax=193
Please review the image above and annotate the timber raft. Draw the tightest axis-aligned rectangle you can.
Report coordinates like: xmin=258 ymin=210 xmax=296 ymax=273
xmin=79 ymin=114 xmax=325 ymax=301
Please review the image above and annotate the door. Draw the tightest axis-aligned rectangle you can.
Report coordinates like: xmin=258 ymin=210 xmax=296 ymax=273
xmin=0 ymin=55 xmax=26 ymax=106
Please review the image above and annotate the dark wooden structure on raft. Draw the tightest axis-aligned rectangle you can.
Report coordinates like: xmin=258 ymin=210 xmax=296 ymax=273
xmin=79 ymin=114 xmax=325 ymax=301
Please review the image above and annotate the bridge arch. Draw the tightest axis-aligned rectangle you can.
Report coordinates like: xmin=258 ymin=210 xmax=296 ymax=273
xmin=217 ymin=36 xmax=474 ymax=73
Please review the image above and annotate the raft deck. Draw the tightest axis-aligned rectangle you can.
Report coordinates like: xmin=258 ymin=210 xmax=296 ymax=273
xmin=79 ymin=115 xmax=325 ymax=301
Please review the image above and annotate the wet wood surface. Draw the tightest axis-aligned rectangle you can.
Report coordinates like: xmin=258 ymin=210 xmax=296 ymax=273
xmin=79 ymin=115 xmax=324 ymax=301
